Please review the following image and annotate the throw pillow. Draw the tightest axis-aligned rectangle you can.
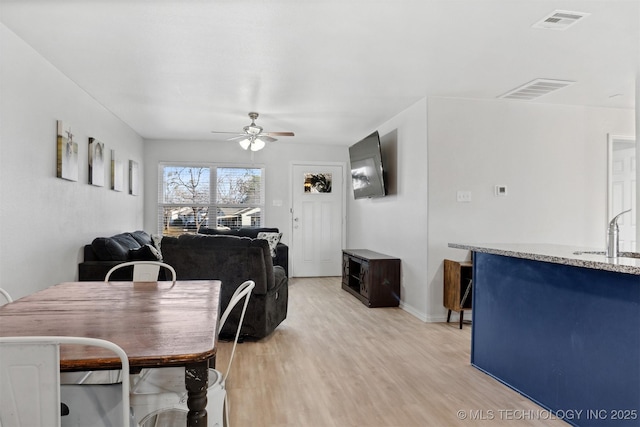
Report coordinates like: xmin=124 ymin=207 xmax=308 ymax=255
xmin=151 ymin=234 xmax=163 ymax=259
xmin=129 ymin=244 xmax=162 ymax=261
xmin=257 ymin=232 xmax=282 ymax=258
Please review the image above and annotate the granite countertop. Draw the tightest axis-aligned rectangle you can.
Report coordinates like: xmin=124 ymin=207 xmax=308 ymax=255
xmin=448 ymin=243 xmax=640 ymax=276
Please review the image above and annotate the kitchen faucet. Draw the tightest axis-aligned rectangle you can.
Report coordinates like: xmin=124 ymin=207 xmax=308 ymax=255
xmin=607 ymin=209 xmax=631 ymax=258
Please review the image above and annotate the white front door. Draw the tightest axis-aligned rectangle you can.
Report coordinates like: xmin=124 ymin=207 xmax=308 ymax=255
xmin=291 ymin=163 xmax=345 ymax=277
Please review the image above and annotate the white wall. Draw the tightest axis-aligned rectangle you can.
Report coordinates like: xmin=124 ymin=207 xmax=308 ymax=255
xmin=637 ymin=70 xmax=640 ymax=246
xmin=0 ymin=24 xmax=144 ymax=299
xmin=346 ymin=96 xmax=634 ymax=322
xmin=346 ymin=99 xmax=429 ymax=320
xmin=142 ymin=139 xmax=349 ymax=246
xmin=428 ymin=97 xmax=635 ymax=320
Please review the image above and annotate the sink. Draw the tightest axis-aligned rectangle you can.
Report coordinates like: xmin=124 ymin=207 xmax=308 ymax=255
xmin=573 ymin=250 xmax=640 ymax=259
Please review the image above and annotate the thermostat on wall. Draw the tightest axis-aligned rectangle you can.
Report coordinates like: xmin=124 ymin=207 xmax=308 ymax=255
xmin=495 ymin=185 xmax=508 ymax=196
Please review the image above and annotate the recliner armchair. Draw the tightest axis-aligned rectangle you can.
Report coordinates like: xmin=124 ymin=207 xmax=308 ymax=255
xmin=160 ymin=234 xmax=288 ymax=339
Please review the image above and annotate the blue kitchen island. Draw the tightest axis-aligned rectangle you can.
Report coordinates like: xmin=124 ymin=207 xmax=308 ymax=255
xmin=449 ymin=243 xmax=640 ymax=427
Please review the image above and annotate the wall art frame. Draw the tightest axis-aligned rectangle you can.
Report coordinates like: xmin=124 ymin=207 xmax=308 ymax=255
xmin=56 ymin=120 xmax=78 ymax=182
xmin=88 ymin=137 xmax=105 ymax=187
xmin=111 ymin=149 xmax=124 ymax=192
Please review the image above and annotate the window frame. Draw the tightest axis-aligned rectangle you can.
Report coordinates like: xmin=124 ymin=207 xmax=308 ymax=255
xmin=157 ymin=162 xmax=265 ymax=235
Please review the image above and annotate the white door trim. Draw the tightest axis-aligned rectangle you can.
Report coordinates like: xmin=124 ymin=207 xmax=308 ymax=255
xmin=607 ymin=134 xmax=637 ymax=251
xmin=289 ymin=161 xmax=347 ymax=276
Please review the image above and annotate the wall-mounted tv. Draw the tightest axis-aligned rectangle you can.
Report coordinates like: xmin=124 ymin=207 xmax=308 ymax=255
xmin=349 ymin=131 xmax=386 ymax=199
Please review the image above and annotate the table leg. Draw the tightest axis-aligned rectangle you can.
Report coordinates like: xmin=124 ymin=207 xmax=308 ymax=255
xmin=185 ymin=360 xmax=209 ymax=426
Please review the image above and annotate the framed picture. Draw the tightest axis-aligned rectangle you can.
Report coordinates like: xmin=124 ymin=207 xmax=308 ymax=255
xmin=129 ymin=160 xmax=139 ymax=195
xmin=56 ymin=120 xmax=78 ymax=181
xmin=304 ymin=173 xmax=332 ymax=193
xmin=88 ymin=137 xmax=105 ymax=186
xmin=111 ymin=150 xmax=124 ymax=192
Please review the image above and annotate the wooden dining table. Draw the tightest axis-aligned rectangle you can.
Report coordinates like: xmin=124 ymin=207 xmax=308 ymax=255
xmin=0 ymin=279 xmax=221 ymax=427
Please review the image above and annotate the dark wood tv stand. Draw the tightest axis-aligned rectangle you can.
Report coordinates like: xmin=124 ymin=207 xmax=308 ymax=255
xmin=341 ymin=249 xmax=400 ymax=307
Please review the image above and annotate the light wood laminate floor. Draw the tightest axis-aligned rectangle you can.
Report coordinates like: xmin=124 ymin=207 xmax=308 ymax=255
xmin=153 ymin=277 xmax=568 ymax=426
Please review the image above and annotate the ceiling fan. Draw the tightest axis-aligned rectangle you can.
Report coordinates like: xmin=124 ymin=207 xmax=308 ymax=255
xmin=211 ymin=112 xmax=295 ymax=151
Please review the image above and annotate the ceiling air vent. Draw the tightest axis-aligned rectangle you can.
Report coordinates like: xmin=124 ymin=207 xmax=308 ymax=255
xmin=498 ymin=79 xmax=575 ymax=101
xmin=532 ymin=10 xmax=590 ymax=30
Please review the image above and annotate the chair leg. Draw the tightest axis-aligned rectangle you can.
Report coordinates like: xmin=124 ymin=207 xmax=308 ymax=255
xmin=446 ymin=309 xmax=452 ymax=323
xmin=459 ymin=310 xmax=464 ymax=329
xmin=224 ymin=393 xmax=230 ymax=427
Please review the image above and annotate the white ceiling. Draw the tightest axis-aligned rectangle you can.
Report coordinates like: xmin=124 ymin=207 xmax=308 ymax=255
xmin=1 ymin=0 xmax=638 ymax=146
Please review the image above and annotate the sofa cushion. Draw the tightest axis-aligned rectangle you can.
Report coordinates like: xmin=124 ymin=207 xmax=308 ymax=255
xmin=91 ymin=233 xmax=141 ymax=261
xmin=197 ymin=227 xmax=234 ymax=236
xmin=198 ymin=227 xmax=280 ymax=239
xmin=129 ymin=230 xmax=153 ymax=247
xmin=257 ymin=231 xmax=282 ymax=257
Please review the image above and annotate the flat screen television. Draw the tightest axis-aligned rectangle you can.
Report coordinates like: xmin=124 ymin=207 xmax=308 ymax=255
xmin=349 ymin=131 xmax=386 ymax=199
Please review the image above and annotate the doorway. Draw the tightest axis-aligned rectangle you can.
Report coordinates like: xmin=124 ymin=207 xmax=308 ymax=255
xmin=608 ymin=134 xmax=636 ymax=251
xmin=290 ymin=163 xmax=346 ymax=277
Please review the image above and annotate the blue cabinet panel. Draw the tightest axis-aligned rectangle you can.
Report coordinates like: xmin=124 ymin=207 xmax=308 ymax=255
xmin=472 ymin=253 xmax=640 ymax=427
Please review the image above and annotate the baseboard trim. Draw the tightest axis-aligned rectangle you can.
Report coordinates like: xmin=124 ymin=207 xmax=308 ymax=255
xmin=399 ymin=302 xmax=428 ymax=322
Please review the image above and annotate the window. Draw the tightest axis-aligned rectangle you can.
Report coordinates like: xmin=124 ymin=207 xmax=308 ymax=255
xmin=158 ymin=164 xmax=264 ymax=236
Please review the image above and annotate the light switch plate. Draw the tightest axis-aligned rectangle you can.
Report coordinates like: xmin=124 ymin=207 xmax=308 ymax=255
xmin=457 ymin=190 xmax=472 ymax=202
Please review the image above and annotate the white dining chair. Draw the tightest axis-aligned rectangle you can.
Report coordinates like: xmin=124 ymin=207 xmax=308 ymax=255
xmin=105 ymin=260 xmax=177 ymax=283
xmin=0 ymin=336 xmax=131 ymax=427
xmin=0 ymin=287 xmax=13 ymax=304
xmin=130 ymin=280 xmax=255 ymax=427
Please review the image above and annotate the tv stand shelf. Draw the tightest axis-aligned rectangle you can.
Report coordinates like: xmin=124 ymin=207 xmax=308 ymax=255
xmin=341 ymin=249 xmax=401 ymax=307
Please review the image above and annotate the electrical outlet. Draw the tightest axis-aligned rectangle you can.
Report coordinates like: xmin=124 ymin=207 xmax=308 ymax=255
xmin=494 ymin=185 xmax=508 ymax=196
xmin=457 ymin=190 xmax=472 ymax=202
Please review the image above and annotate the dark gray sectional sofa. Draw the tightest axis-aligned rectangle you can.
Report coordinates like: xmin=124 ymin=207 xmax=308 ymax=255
xmin=78 ymin=229 xmax=288 ymax=339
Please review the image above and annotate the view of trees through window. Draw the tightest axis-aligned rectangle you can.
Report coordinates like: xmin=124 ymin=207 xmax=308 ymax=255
xmin=159 ymin=165 xmax=263 ymax=236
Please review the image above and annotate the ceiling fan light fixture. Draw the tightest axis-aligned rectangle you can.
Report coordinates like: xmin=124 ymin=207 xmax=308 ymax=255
xmin=238 ymin=138 xmax=251 ymax=150
xmin=251 ymin=138 xmax=266 ymax=151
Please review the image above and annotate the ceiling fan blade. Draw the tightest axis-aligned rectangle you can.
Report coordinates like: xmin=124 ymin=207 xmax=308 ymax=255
xmin=258 ymin=136 xmax=277 ymax=143
xmin=227 ymin=135 xmax=249 ymax=141
xmin=263 ymin=131 xmax=295 ymax=137
xmin=211 ymin=131 xmax=243 ymax=135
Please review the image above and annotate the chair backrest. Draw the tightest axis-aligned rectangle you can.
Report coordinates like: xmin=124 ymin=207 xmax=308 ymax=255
xmin=218 ymin=280 xmax=255 ymax=380
xmin=0 ymin=287 xmax=13 ymax=305
xmin=104 ymin=261 xmax=177 ymax=283
xmin=0 ymin=336 xmax=130 ymax=427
